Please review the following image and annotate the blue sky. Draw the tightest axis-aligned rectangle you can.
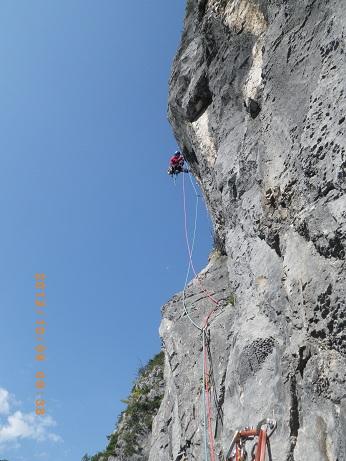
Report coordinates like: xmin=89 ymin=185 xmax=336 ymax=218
xmin=0 ymin=2 xmax=212 ymax=460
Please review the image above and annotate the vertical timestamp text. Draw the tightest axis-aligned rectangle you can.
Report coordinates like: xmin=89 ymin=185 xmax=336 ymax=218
xmin=35 ymin=273 xmax=46 ymax=416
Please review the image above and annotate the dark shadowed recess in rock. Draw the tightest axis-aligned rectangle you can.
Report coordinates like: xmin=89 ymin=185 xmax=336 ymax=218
xmin=186 ymin=73 xmax=213 ymax=122
xmin=288 ymin=375 xmax=300 ymax=460
xmin=183 ymin=145 xmax=198 ymax=166
xmin=198 ymin=0 xmax=208 ymax=20
xmin=259 ymin=231 xmax=282 ymax=258
xmin=309 ymin=284 xmax=346 ymax=355
xmin=246 ymin=98 xmax=261 ymax=119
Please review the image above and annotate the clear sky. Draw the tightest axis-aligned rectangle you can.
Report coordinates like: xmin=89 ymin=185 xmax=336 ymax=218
xmin=0 ymin=2 xmax=212 ymax=460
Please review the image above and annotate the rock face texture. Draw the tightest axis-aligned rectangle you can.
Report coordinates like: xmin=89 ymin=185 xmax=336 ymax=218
xmin=149 ymin=1 xmax=346 ymax=460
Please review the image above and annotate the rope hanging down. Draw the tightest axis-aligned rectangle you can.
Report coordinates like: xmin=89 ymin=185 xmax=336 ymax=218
xmin=182 ymin=171 xmax=221 ymax=461
xmin=179 ymin=171 xmax=277 ymax=461
xmin=182 ymin=172 xmax=209 ymax=459
xmin=182 ymin=172 xmax=203 ymax=331
xmin=182 ymin=172 xmax=220 ymax=322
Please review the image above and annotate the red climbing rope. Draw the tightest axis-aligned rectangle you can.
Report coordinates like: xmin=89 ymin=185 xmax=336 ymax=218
xmin=182 ymin=171 xmax=220 ymax=461
xmin=181 ymin=172 xmax=277 ymax=461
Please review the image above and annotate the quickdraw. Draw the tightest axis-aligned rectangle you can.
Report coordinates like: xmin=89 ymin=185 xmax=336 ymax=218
xmin=226 ymin=419 xmax=277 ymax=461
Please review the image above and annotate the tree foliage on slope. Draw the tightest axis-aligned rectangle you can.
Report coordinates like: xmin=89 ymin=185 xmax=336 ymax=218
xmin=83 ymin=351 xmax=165 ymax=461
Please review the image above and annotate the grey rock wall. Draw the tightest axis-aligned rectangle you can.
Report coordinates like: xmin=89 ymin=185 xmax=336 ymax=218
xmin=150 ymin=1 xmax=346 ymax=460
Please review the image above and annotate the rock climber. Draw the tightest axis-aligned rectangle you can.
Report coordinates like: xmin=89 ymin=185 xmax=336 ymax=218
xmin=168 ymin=150 xmax=188 ymax=176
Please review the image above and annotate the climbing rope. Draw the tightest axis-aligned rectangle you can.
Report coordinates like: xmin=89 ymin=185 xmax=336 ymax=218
xmin=181 ymin=171 xmax=209 ymax=459
xmin=181 ymin=171 xmax=221 ymax=461
xmin=182 ymin=172 xmax=220 ymax=315
xmin=182 ymin=171 xmax=203 ymax=331
xmin=179 ymin=170 xmax=277 ymax=461
xmin=202 ymin=330 xmax=209 ymax=461
xmin=204 ymin=330 xmax=216 ymax=461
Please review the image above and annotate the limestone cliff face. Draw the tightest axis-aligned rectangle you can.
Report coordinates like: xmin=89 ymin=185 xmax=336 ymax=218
xmin=149 ymin=1 xmax=346 ymax=460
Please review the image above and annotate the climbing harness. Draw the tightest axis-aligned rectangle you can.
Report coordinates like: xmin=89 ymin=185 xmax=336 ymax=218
xmin=168 ymin=166 xmax=189 ymax=185
xmin=168 ymin=167 xmax=177 ymax=185
xmin=226 ymin=419 xmax=277 ymax=461
xmin=168 ymin=165 xmax=189 ymax=176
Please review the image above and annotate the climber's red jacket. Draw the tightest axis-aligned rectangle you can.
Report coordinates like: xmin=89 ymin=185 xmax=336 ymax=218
xmin=170 ymin=154 xmax=184 ymax=166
